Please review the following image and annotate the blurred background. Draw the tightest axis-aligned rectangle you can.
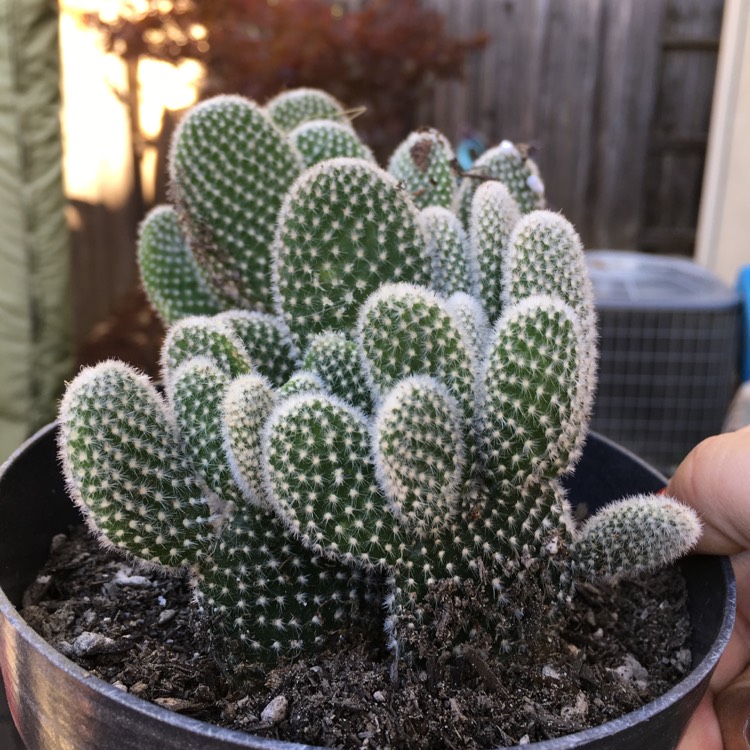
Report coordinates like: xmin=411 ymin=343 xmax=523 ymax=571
xmin=0 ymin=0 xmax=748 ymax=472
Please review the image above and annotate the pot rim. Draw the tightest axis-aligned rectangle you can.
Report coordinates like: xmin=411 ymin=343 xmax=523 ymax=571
xmin=0 ymin=422 xmax=737 ymax=750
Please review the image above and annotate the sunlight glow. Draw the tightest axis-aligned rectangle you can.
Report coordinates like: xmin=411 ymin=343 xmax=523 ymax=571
xmin=60 ymin=1 xmax=204 ymax=205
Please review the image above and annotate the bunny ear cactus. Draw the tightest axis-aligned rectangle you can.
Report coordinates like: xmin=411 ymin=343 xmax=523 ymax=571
xmin=58 ymin=361 xmax=215 ymax=568
xmin=137 ymin=205 xmax=223 ymax=324
xmin=387 ymin=128 xmax=456 ymax=209
xmin=160 ymin=316 xmax=254 ymax=382
xmin=214 ymin=310 xmax=298 ymax=387
xmin=265 ymin=87 xmax=350 ymax=133
xmin=169 ymin=95 xmax=304 ymax=311
xmin=58 ymin=353 xmax=368 ymax=661
xmin=302 ymin=331 xmax=372 ymax=412
xmin=419 ymin=206 xmax=478 ymax=298
xmin=454 ymin=139 xmax=545 ymax=226
xmin=59 ymin=88 xmax=703 ymax=670
xmin=373 ymin=375 xmax=466 ymax=540
xmin=575 ymin=494 xmax=701 ymax=581
xmin=271 ymin=158 xmax=431 ymax=350
xmin=289 ymin=120 xmax=376 ymax=168
xmin=470 ymin=180 xmax=522 ymax=322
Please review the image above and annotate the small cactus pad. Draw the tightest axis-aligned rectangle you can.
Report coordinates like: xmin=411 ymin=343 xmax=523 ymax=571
xmin=222 ymin=373 xmax=279 ymax=508
xmin=303 ymin=331 xmax=372 ymax=412
xmin=503 ymin=211 xmax=597 ymax=400
xmin=454 ymin=140 xmax=545 ymax=224
xmin=265 ymin=88 xmax=349 ymax=133
xmin=373 ymin=376 xmax=465 ymax=538
xmin=469 ymin=181 xmax=521 ymax=322
xmin=170 ymin=358 xmax=245 ymax=507
xmin=273 ymin=158 xmax=431 ymax=349
xmin=481 ymin=296 xmax=585 ymax=486
xmin=263 ymin=393 xmax=403 ymax=569
xmin=278 ymin=371 xmax=327 ymax=397
xmin=388 ymin=129 xmax=455 ymax=209
xmin=58 ymin=361 xmax=214 ymax=567
xmin=575 ymin=494 xmax=701 ymax=580
xmin=169 ymin=95 xmax=303 ymax=309
xmin=137 ymin=205 xmax=223 ymax=323
xmin=445 ymin=292 xmax=490 ymax=362
xmin=419 ymin=206 xmax=478 ymax=298
xmin=161 ymin=316 xmax=254 ymax=382
xmin=357 ymin=284 xmax=477 ymax=426
xmin=502 ymin=211 xmax=592 ymax=320
xmin=215 ymin=310 xmax=298 ymax=387
xmin=289 ymin=120 xmax=375 ymax=168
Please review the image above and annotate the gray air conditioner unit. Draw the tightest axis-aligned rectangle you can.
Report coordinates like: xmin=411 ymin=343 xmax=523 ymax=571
xmin=585 ymin=250 xmax=741 ymax=475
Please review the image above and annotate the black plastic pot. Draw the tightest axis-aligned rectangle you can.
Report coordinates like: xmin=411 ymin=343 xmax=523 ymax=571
xmin=0 ymin=423 xmax=736 ymax=750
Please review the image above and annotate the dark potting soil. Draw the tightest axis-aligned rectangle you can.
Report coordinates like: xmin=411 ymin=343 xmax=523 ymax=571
xmin=21 ymin=525 xmax=692 ymax=750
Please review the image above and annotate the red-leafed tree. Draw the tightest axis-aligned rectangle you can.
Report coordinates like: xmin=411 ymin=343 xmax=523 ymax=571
xmin=85 ymin=0 xmax=487 ymax=158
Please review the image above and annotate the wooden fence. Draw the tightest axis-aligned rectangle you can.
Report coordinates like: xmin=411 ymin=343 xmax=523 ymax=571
xmin=415 ymin=0 xmax=723 ymax=253
xmin=69 ymin=0 xmax=724 ymax=346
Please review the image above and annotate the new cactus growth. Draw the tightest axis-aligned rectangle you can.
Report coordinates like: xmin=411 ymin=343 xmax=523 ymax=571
xmin=61 ymin=89 xmax=702 ymax=676
xmin=264 ymin=87 xmax=350 ymax=133
xmin=138 ymin=205 xmax=222 ymax=323
xmin=454 ymin=139 xmax=546 ymax=224
xmin=289 ymin=120 xmax=376 ymax=168
xmin=388 ymin=128 xmax=456 ymax=210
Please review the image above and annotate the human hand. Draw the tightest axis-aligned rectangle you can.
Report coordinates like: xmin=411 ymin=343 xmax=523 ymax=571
xmin=670 ymin=426 xmax=750 ymax=750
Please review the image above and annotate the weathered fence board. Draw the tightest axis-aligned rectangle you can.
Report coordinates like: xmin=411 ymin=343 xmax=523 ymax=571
xmin=641 ymin=0 xmax=724 ymax=254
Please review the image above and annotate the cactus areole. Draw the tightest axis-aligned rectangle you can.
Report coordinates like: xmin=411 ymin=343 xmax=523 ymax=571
xmin=46 ymin=89 xmax=719 ymax=747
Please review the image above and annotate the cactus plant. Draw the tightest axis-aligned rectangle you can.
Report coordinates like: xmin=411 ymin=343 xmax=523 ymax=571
xmin=454 ymin=139 xmax=546 ymax=225
xmin=60 ymin=90 xmax=702 ymax=676
xmin=388 ymin=128 xmax=456 ymax=209
xmin=289 ymin=119 xmax=376 ymax=168
xmin=264 ymin=88 xmax=349 ymax=134
xmin=168 ymin=95 xmax=304 ymax=310
xmin=137 ymin=205 xmax=222 ymax=323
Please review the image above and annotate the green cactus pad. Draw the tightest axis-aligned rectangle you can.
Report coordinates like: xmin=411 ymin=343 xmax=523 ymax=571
xmin=272 ymin=158 xmax=431 ymax=350
xmin=263 ymin=393 xmax=404 ymax=569
xmin=215 ymin=310 xmax=298 ymax=386
xmin=169 ymin=95 xmax=303 ymax=309
xmin=137 ymin=205 xmax=223 ymax=323
xmin=454 ymin=140 xmax=545 ymax=225
xmin=419 ymin=206 xmax=478 ymax=298
xmin=356 ymin=283 xmax=477 ymax=427
xmin=303 ymin=331 xmax=372 ymax=412
xmin=170 ymin=358 xmax=245 ymax=507
xmin=161 ymin=316 xmax=254 ymax=382
xmin=58 ymin=361 xmax=214 ymax=568
xmin=445 ymin=292 xmax=490 ymax=362
xmin=502 ymin=211 xmax=592 ymax=319
xmin=503 ymin=210 xmax=597 ymax=400
xmin=265 ymin=88 xmax=349 ymax=133
xmin=222 ymin=373 xmax=279 ymax=508
xmin=575 ymin=494 xmax=701 ymax=580
xmin=373 ymin=376 xmax=466 ymax=539
xmin=279 ymin=371 xmax=327 ymax=397
xmin=469 ymin=180 xmax=521 ymax=322
xmin=387 ymin=129 xmax=455 ymax=209
xmin=289 ymin=120 xmax=375 ymax=168
xmin=196 ymin=505 xmax=364 ymax=658
xmin=481 ymin=296 xmax=586 ymax=487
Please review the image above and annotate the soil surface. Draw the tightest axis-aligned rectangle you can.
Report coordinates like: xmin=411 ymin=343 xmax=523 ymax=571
xmin=21 ymin=525 xmax=692 ymax=749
